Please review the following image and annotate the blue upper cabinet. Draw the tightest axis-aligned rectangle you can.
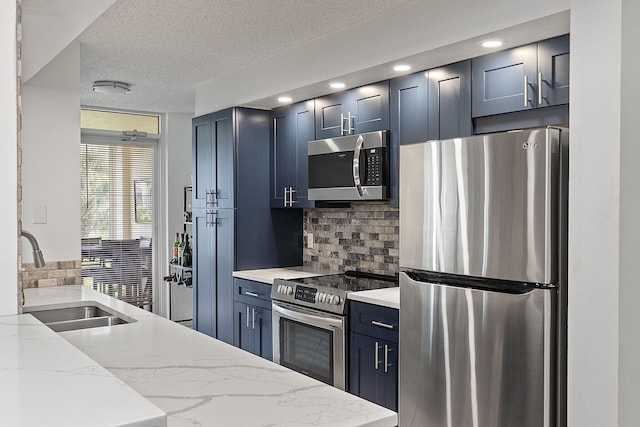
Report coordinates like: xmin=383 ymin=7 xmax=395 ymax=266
xmin=472 ymin=35 xmax=569 ymax=117
xmin=389 ymin=72 xmax=428 ymax=208
xmin=388 ymin=61 xmax=472 ymax=207
xmin=537 ymin=35 xmax=570 ymax=107
xmin=191 ymin=109 xmax=235 ymax=210
xmin=315 ymin=81 xmax=390 ymax=138
xmin=270 ymin=100 xmax=315 ymax=208
xmin=427 ymin=60 xmax=473 ymax=140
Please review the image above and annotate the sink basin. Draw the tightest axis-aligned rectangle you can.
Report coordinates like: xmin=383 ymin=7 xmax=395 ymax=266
xmin=24 ymin=301 xmax=136 ymax=332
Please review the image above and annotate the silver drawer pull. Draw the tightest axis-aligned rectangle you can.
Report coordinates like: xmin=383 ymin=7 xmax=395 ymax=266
xmin=245 ymin=291 xmax=259 ymax=297
xmin=371 ymin=320 xmax=395 ymax=330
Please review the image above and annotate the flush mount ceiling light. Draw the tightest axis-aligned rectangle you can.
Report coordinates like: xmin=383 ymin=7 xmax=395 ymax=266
xmin=329 ymin=82 xmax=346 ymax=89
xmin=393 ymin=64 xmax=411 ymax=72
xmin=277 ymin=96 xmax=292 ymax=103
xmin=481 ymin=39 xmax=503 ymax=48
xmin=92 ymin=80 xmax=131 ymax=94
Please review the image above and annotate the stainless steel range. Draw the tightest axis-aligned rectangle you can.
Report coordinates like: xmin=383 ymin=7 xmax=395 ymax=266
xmin=271 ymin=271 xmax=397 ymax=390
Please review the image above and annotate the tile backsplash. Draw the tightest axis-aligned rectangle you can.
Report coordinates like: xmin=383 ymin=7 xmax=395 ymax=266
xmin=303 ymin=201 xmax=399 ymax=276
xmin=21 ymin=260 xmax=82 ymax=288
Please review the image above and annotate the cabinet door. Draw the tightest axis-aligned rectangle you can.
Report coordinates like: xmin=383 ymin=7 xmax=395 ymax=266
xmin=211 ymin=109 xmax=235 ymax=209
xmin=428 ymin=60 xmax=473 ymax=140
xmin=258 ymin=307 xmax=273 ymax=361
xmin=472 ymin=43 xmax=538 ymax=117
xmin=349 ymin=333 xmax=398 ymax=411
xmin=292 ymin=100 xmax=315 ymax=208
xmin=192 ymin=115 xmax=213 ymax=210
xmin=315 ymin=91 xmax=350 ymax=139
xmin=192 ymin=208 xmax=216 ymax=337
xmin=270 ymin=106 xmax=295 ymax=208
xmin=389 ymin=72 xmax=428 ymax=208
xmin=352 ymin=81 xmax=390 ymax=134
xmin=537 ymin=35 xmax=570 ymax=107
xmin=214 ymin=208 xmax=235 ymax=344
xmin=234 ymin=301 xmax=257 ymax=354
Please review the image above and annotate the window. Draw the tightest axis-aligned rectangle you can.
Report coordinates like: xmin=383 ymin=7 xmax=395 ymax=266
xmin=80 ymin=142 xmax=155 ymax=308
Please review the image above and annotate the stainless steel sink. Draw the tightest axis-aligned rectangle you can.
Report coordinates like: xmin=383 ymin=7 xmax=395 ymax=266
xmin=24 ymin=301 xmax=136 ymax=332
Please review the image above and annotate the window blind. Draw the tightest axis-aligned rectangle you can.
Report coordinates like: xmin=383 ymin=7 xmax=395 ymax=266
xmin=80 ymin=143 xmax=154 ymax=308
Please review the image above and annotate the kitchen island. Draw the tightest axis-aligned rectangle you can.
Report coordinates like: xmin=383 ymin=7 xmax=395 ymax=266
xmin=21 ymin=285 xmax=397 ymax=427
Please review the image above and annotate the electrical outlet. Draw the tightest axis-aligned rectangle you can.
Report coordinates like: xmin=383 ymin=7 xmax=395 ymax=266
xmin=307 ymin=233 xmax=313 ymax=249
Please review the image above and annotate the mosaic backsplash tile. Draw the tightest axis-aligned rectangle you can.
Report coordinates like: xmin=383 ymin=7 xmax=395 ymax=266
xmin=303 ymin=201 xmax=399 ymax=276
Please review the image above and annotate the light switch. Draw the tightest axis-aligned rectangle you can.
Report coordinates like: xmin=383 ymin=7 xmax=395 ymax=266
xmin=33 ymin=204 xmax=47 ymax=224
xmin=307 ymin=233 xmax=313 ymax=249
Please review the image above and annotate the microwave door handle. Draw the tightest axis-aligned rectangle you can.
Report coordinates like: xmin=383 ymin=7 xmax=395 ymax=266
xmin=353 ymin=134 xmax=364 ymax=198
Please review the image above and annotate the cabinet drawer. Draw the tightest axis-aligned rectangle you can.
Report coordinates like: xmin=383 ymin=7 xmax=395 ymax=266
xmin=234 ymin=278 xmax=272 ymax=309
xmin=350 ymin=301 xmax=399 ymax=342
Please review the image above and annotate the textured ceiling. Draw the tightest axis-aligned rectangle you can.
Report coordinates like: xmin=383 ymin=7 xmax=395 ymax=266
xmin=79 ymin=0 xmax=415 ymax=114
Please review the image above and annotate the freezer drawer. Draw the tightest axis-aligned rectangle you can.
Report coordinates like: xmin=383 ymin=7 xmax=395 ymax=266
xmin=399 ymin=271 xmax=556 ymax=427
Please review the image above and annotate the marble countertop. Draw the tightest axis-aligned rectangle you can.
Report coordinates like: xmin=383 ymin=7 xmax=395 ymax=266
xmin=232 ymin=266 xmax=332 ymax=285
xmin=0 ymin=306 xmax=165 ymax=426
xmin=347 ymin=287 xmax=400 ymax=310
xmin=23 ymin=286 xmax=397 ymax=427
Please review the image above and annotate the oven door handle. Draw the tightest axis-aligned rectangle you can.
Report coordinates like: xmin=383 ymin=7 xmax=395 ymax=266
xmin=272 ymin=302 xmax=344 ymax=330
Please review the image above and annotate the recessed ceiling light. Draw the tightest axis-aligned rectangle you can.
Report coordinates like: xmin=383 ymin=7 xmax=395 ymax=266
xmin=278 ymin=96 xmax=292 ymax=103
xmin=330 ymin=82 xmax=346 ymax=89
xmin=92 ymin=80 xmax=131 ymax=94
xmin=393 ymin=64 xmax=411 ymax=72
xmin=481 ymin=40 xmax=503 ymax=48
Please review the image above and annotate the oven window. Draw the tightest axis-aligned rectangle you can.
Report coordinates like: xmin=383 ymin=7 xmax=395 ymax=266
xmin=280 ymin=318 xmax=333 ymax=385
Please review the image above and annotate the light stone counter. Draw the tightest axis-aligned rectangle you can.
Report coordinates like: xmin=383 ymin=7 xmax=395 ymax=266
xmin=0 ymin=308 xmax=165 ymax=426
xmin=347 ymin=287 xmax=400 ymax=310
xmin=24 ymin=286 xmax=397 ymax=427
xmin=232 ymin=266 xmax=333 ymax=285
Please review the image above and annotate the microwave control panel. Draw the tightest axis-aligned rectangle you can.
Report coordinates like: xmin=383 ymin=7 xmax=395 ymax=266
xmin=364 ymin=148 xmax=384 ymax=185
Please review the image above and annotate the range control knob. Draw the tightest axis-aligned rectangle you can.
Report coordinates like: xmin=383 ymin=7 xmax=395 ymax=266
xmin=276 ymin=285 xmax=283 ymax=294
xmin=286 ymin=285 xmax=293 ymax=295
xmin=330 ymin=295 xmax=341 ymax=305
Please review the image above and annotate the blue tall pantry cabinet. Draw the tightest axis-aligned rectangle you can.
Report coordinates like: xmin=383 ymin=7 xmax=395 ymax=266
xmin=192 ymin=107 xmax=302 ymax=343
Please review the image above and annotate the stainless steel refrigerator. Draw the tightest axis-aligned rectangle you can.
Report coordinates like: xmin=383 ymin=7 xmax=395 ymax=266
xmin=399 ymin=127 xmax=568 ymax=427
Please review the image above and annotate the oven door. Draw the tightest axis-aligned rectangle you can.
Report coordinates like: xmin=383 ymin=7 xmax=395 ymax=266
xmin=272 ymin=301 xmax=346 ymax=390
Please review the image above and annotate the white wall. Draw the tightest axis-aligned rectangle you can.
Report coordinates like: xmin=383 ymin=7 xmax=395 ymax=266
xmin=163 ymin=112 xmax=192 ymax=261
xmin=21 ymin=41 xmax=81 ymax=263
xmin=569 ymin=0 xmax=640 ymax=425
xmin=0 ymin=1 xmax=18 ymax=316
xmin=617 ymin=0 xmax=640 ymax=424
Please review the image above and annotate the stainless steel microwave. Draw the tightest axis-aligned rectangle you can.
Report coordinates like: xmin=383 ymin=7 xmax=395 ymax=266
xmin=307 ymin=130 xmax=389 ymax=201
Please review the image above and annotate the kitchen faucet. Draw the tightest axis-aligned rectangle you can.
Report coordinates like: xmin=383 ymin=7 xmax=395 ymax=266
xmin=21 ymin=230 xmax=45 ymax=268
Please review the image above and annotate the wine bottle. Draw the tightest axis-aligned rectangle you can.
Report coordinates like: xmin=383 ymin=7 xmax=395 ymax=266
xmin=172 ymin=232 xmax=180 ymax=263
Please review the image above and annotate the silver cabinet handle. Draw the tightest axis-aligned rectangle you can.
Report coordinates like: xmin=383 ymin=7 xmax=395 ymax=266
xmin=212 ymin=190 xmax=219 ymax=206
xmin=371 ymin=320 xmax=395 ymax=330
xmin=252 ymin=308 xmax=256 ymax=329
xmin=352 ymin=134 xmax=364 ymax=198
xmin=246 ymin=306 xmax=250 ymax=328
xmin=384 ymin=344 xmax=392 ymax=373
xmin=340 ymin=113 xmax=346 ymax=135
xmin=283 ymin=187 xmax=289 ymax=207
xmin=205 ymin=190 xmax=211 ymax=207
xmin=523 ymin=75 xmax=530 ymax=107
xmin=245 ymin=291 xmax=259 ymax=297
xmin=375 ymin=341 xmax=381 ymax=370
xmin=347 ymin=111 xmax=355 ymax=134
xmin=289 ymin=187 xmax=296 ymax=206
xmin=211 ymin=211 xmax=218 ymax=226
xmin=538 ymin=72 xmax=544 ymax=106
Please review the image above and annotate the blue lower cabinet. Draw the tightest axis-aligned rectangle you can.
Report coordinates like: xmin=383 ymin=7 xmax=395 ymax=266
xmin=233 ymin=301 xmax=272 ymax=360
xmin=349 ymin=332 xmax=398 ymax=411
xmin=349 ymin=301 xmax=399 ymax=411
xmin=232 ymin=279 xmax=273 ymax=360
